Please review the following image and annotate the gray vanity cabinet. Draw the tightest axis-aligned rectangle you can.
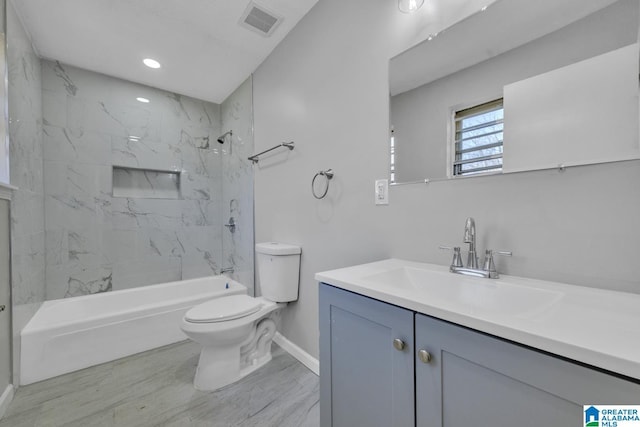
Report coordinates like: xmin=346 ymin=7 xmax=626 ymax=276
xmin=415 ymin=314 xmax=639 ymax=426
xmin=319 ymin=284 xmax=414 ymax=427
xmin=320 ymin=283 xmax=640 ymax=427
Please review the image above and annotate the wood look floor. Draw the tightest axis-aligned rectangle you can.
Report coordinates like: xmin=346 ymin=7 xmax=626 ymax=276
xmin=0 ymin=341 xmax=319 ymax=427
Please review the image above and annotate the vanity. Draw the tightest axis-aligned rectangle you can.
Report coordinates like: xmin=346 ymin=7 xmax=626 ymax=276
xmin=316 ymin=259 xmax=640 ymax=426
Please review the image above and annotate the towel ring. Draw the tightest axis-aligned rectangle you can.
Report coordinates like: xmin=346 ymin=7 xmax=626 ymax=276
xmin=312 ymin=169 xmax=334 ymax=199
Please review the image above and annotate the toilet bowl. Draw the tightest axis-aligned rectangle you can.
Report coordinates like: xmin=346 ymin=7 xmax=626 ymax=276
xmin=181 ymin=295 xmax=283 ymax=391
xmin=181 ymin=242 xmax=301 ymax=391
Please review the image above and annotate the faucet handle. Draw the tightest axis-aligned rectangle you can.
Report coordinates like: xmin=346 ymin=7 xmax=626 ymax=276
xmin=440 ymin=246 xmax=463 ymax=268
xmin=482 ymin=250 xmax=512 ymax=266
xmin=482 ymin=250 xmax=496 ymax=272
xmin=482 ymin=250 xmax=512 ymax=278
xmin=495 ymin=251 xmax=512 ymax=257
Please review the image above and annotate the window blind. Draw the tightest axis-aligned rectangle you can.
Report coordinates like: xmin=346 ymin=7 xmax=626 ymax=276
xmin=454 ymin=99 xmax=504 ymax=176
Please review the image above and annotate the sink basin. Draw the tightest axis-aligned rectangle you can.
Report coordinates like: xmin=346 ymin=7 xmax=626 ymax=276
xmin=362 ymin=266 xmax=563 ymax=317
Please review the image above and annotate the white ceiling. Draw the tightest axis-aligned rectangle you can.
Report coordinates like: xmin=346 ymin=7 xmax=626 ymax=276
xmin=12 ymin=0 xmax=319 ymax=104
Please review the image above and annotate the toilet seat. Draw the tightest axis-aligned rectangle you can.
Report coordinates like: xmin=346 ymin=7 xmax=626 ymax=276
xmin=185 ymin=295 xmax=262 ymax=323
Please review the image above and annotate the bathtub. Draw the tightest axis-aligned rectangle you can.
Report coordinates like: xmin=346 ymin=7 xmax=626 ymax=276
xmin=20 ymin=275 xmax=246 ymax=385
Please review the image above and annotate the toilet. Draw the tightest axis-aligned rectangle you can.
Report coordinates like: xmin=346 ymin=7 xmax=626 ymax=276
xmin=181 ymin=242 xmax=301 ymax=391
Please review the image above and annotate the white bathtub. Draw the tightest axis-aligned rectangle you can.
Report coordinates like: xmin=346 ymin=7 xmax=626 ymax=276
xmin=20 ymin=275 xmax=246 ymax=385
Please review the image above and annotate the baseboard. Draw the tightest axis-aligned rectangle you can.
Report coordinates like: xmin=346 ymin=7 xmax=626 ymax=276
xmin=0 ymin=384 xmax=14 ymax=420
xmin=274 ymin=332 xmax=319 ymax=376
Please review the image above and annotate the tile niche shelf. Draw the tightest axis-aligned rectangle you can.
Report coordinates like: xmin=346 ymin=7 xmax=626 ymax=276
xmin=112 ymin=166 xmax=181 ymax=199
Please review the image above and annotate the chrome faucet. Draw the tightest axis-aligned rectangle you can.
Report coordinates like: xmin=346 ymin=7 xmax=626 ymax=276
xmin=439 ymin=217 xmax=512 ymax=279
xmin=463 ymin=217 xmax=478 ymax=269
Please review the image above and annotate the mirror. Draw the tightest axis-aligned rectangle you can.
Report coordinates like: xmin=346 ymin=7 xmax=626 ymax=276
xmin=389 ymin=0 xmax=640 ymax=184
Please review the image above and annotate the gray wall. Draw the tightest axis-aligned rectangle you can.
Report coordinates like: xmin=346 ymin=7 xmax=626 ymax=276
xmin=220 ymin=77 xmax=255 ymax=293
xmin=7 ymin=0 xmax=45 ymax=384
xmin=41 ymin=61 xmax=225 ymax=298
xmin=253 ymin=0 xmax=640 ymax=359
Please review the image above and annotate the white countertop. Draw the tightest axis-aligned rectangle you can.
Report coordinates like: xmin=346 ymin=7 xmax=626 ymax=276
xmin=316 ymin=258 xmax=640 ymax=381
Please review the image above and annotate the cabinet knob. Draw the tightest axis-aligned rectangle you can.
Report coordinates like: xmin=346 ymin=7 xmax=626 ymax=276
xmin=418 ymin=349 xmax=432 ymax=364
xmin=393 ymin=338 xmax=406 ymax=351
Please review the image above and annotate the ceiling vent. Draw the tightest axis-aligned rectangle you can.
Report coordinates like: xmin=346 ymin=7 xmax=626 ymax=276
xmin=240 ymin=2 xmax=283 ymax=37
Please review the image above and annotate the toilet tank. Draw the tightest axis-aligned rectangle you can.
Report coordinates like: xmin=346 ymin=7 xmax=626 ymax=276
xmin=255 ymin=242 xmax=301 ymax=302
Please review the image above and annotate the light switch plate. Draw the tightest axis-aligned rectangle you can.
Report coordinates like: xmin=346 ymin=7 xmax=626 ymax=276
xmin=375 ymin=179 xmax=389 ymax=205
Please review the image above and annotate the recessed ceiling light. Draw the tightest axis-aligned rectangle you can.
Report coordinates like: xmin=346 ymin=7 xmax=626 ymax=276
xmin=143 ymin=58 xmax=161 ymax=69
xmin=398 ymin=0 xmax=424 ymax=13
xmin=136 ymin=97 xmax=150 ymax=103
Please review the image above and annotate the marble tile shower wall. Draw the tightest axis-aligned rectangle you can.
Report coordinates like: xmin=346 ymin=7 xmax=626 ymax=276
xmin=7 ymin=1 xmax=46 ymax=325
xmin=221 ymin=77 xmax=254 ymax=292
xmin=41 ymin=60 xmax=225 ymax=298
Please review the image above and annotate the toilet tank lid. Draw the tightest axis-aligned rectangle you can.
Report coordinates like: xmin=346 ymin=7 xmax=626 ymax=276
xmin=256 ymin=242 xmax=301 ymax=255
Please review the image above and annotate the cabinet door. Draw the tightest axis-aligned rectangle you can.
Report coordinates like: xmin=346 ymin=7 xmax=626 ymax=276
xmin=415 ymin=314 xmax=640 ymax=427
xmin=319 ymin=284 xmax=414 ymax=427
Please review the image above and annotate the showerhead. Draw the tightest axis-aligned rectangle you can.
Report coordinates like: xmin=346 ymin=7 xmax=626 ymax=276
xmin=217 ymin=130 xmax=233 ymax=144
